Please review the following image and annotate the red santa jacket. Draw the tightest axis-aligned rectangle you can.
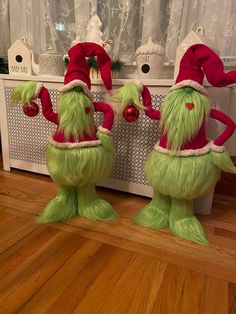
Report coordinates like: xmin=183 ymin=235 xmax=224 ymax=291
xmin=142 ymin=85 xmax=236 ymax=155
xmin=38 ymin=87 xmax=114 ymax=148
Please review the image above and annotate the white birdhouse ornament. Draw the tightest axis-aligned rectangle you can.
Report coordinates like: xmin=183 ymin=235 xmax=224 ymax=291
xmin=135 ymin=38 xmax=165 ymax=79
xmin=8 ymin=37 xmax=34 ymax=76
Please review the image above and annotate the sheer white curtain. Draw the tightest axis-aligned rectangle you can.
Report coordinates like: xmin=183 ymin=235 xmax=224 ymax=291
xmin=96 ymin=0 xmax=142 ymax=61
xmin=141 ymin=0 xmax=169 ymax=46
xmin=74 ymin=0 xmax=143 ymax=61
xmin=0 ymin=0 xmax=236 ymax=61
xmin=0 ymin=0 xmax=10 ymax=56
xmin=165 ymin=0 xmax=236 ymax=60
xmin=2 ymin=0 xmax=142 ymax=61
xmin=8 ymin=0 xmax=47 ymax=54
xmin=8 ymin=0 xmax=76 ymax=54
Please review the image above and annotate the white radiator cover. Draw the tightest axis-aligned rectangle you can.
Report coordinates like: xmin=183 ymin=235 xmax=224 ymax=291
xmin=1 ymin=74 xmax=235 ymax=215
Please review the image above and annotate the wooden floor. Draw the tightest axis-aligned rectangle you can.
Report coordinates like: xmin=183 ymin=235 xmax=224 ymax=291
xmin=0 ymin=162 xmax=236 ymax=313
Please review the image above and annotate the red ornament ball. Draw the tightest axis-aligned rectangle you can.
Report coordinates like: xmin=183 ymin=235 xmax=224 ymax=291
xmin=123 ymin=105 xmax=139 ymax=122
xmin=23 ymin=102 xmax=39 ymax=117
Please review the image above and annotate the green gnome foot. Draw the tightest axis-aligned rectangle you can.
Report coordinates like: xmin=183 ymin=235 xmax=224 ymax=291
xmin=37 ymin=186 xmax=78 ymax=224
xmin=134 ymin=192 xmax=171 ymax=229
xmin=169 ymin=198 xmax=208 ymax=245
xmin=79 ymin=198 xmax=118 ymax=221
xmin=78 ymin=184 xmax=118 ymax=221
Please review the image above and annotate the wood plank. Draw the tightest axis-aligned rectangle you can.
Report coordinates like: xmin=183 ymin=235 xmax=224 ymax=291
xmin=1 ymin=205 xmax=39 ymax=221
xmin=203 ymin=277 xmax=228 ymax=314
xmin=178 ymin=270 xmax=206 ymax=314
xmin=72 ymin=249 xmax=137 ymax=314
xmin=0 ymin=224 xmax=45 ymax=261
xmin=0 ymin=233 xmax=86 ymax=313
xmin=125 ymin=260 xmax=168 ymax=314
xmin=0 ymin=306 xmax=11 ymax=314
xmin=0 ymin=194 xmax=45 ymax=216
xmin=0 ymin=216 xmax=30 ymax=242
xmin=0 ymin=211 xmax=15 ymax=225
xmin=151 ymin=264 xmax=186 ymax=313
xmin=18 ymin=239 xmax=101 ymax=314
xmin=47 ymin=244 xmax=118 ymax=313
xmin=98 ymin=255 xmax=167 ymax=314
xmin=214 ymin=227 xmax=236 ymax=240
xmin=229 ymin=283 xmax=236 ymax=314
xmin=0 ymin=223 xmax=38 ymax=254
xmin=0 ymin=230 xmax=71 ymax=302
xmin=0 ymin=226 xmax=58 ymax=277
xmin=0 ymin=171 xmax=56 ymax=216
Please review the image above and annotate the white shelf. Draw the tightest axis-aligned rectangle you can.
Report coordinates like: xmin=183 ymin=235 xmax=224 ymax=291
xmin=0 ymin=74 xmax=223 ymax=88
xmin=0 ymin=73 xmax=174 ymax=86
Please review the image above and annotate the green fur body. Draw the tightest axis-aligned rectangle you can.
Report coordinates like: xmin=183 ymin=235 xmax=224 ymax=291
xmin=161 ymin=88 xmax=210 ymax=151
xmin=145 ymin=148 xmax=235 ymax=202
xmin=145 ymin=150 xmax=220 ymax=199
xmin=47 ymin=139 xmax=114 ymax=187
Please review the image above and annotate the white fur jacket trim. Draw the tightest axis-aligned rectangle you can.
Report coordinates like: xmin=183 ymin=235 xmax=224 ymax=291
xmin=154 ymin=141 xmax=225 ymax=156
xmin=210 ymin=143 xmax=225 ymax=152
xmin=169 ymin=80 xmax=207 ymax=95
xmin=33 ymin=82 xmax=43 ymax=99
xmin=58 ymin=80 xmax=94 ymax=100
xmin=97 ymin=126 xmax=112 ymax=135
xmin=48 ymin=136 xmax=101 ymax=149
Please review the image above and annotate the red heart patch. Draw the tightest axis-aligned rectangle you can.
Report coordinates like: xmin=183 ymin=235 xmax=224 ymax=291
xmin=186 ymin=103 xmax=194 ymax=110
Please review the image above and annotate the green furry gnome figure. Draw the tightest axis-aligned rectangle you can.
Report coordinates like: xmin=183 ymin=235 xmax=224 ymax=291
xmin=13 ymin=42 xmax=118 ymax=223
xmin=114 ymin=44 xmax=236 ymax=245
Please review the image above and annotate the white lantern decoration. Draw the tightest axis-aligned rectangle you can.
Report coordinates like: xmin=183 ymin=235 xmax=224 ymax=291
xmin=135 ymin=37 xmax=165 ymax=79
xmin=8 ymin=37 xmax=35 ymax=76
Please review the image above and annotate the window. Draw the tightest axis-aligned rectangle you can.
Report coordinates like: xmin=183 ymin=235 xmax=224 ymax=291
xmin=1 ymin=0 xmax=236 ymax=65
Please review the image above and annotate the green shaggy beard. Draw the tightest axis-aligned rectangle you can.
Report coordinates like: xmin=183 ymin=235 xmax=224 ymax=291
xmin=58 ymin=89 xmax=96 ymax=140
xmin=160 ymin=88 xmax=211 ymax=151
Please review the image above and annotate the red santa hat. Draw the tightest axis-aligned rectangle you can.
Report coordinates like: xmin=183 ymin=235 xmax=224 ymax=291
xmin=170 ymin=44 xmax=236 ymax=95
xmin=59 ymin=42 xmax=112 ymax=100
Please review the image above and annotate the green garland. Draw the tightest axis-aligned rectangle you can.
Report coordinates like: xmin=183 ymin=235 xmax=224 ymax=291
xmin=0 ymin=57 xmax=8 ymax=74
xmin=87 ymin=57 xmax=99 ymax=70
xmin=64 ymin=57 xmax=69 ymax=68
xmin=64 ymin=56 xmax=124 ymax=72
xmin=87 ymin=57 xmax=124 ymax=72
xmin=111 ymin=59 xmax=125 ymax=72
